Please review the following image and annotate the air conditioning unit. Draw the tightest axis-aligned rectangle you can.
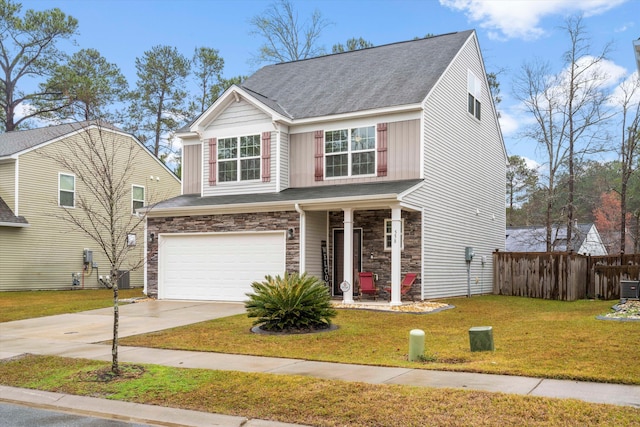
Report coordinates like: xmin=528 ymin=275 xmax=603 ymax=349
xmin=620 ymin=280 xmax=639 ymax=300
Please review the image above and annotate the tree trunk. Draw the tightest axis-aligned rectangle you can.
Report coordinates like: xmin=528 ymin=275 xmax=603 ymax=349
xmin=111 ymin=268 xmax=119 ymax=375
xmin=620 ymin=175 xmax=628 ymax=253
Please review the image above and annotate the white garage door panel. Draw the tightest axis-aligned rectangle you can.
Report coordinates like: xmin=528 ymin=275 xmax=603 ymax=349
xmin=159 ymin=232 xmax=285 ymax=301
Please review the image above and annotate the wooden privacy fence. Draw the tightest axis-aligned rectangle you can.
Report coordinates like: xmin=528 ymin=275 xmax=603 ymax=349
xmin=493 ymin=251 xmax=640 ymax=301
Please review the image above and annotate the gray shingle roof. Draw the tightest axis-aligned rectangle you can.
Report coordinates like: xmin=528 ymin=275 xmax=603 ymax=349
xmin=0 ymin=196 xmax=28 ymax=226
xmin=0 ymin=120 xmax=121 ymax=157
xmin=239 ymin=30 xmax=474 ymax=119
xmin=505 ymin=224 xmax=595 ymax=252
xmin=153 ymin=179 xmax=423 ymax=210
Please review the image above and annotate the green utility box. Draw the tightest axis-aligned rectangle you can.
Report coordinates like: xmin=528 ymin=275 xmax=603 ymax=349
xmin=408 ymin=329 xmax=425 ymax=361
xmin=469 ymin=326 xmax=494 ymax=352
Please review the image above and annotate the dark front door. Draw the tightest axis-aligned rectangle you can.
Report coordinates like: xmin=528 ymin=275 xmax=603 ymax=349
xmin=333 ymin=229 xmax=362 ymax=296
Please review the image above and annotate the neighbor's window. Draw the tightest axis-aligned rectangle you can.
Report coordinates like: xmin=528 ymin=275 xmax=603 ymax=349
xmin=467 ymin=70 xmax=482 ymax=120
xmin=59 ymin=173 xmax=75 ymax=207
xmin=218 ymin=135 xmax=261 ymax=182
xmin=132 ymin=185 xmax=145 ymax=213
xmin=325 ymin=126 xmax=375 ymax=178
xmin=384 ymin=219 xmax=404 ymax=250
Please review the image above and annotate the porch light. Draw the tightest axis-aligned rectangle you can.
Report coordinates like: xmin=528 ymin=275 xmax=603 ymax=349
xmin=287 ymin=227 xmax=295 ymax=240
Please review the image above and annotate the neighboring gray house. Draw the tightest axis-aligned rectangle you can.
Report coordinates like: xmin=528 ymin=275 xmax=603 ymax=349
xmin=143 ymin=30 xmax=507 ymax=304
xmin=505 ymin=223 xmax=608 ymax=256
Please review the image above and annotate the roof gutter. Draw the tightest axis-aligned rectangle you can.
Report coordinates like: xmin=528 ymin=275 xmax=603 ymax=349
xmin=0 ymin=222 xmax=29 ymax=228
xmin=143 ymin=192 xmax=411 ymax=218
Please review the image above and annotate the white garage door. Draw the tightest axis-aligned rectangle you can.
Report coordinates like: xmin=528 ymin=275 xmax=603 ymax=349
xmin=158 ymin=232 xmax=286 ymax=301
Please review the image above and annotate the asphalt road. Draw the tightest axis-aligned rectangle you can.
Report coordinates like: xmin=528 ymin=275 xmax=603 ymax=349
xmin=0 ymin=402 xmax=156 ymax=427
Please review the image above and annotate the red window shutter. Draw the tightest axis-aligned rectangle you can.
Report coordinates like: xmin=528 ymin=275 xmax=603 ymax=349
xmin=377 ymin=123 xmax=388 ymax=177
xmin=208 ymin=138 xmax=217 ymax=186
xmin=261 ymin=131 xmax=271 ymax=182
xmin=314 ymin=130 xmax=324 ymax=181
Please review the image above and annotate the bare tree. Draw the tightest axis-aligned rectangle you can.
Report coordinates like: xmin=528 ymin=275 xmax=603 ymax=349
xmin=561 ymin=16 xmax=613 ymax=251
xmin=613 ymin=73 xmax=640 ymax=252
xmin=45 ymin=122 xmax=161 ymax=374
xmin=249 ymin=0 xmax=331 ymax=64
xmin=512 ymin=15 xmax=613 ymax=251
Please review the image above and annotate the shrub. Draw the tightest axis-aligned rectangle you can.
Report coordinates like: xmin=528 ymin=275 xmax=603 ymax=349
xmin=245 ymin=272 xmax=337 ymax=332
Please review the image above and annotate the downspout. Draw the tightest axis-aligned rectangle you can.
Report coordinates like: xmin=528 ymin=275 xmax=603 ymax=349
xmin=143 ymin=217 xmax=148 ymax=295
xmin=295 ymin=203 xmax=305 ymax=273
xmin=14 ymin=157 xmax=20 ymax=215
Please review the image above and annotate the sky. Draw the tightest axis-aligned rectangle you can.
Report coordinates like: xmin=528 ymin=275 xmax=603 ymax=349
xmin=15 ymin=0 xmax=640 ymax=167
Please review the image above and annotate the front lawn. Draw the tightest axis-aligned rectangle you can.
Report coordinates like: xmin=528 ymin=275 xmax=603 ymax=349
xmin=119 ymin=296 xmax=639 ymax=384
xmin=0 ymin=354 xmax=638 ymax=427
xmin=0 ymin=288 xmax=144 ymax=322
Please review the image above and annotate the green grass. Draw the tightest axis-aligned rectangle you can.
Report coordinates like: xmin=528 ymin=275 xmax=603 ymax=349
xmin=0 ymin=288 xmax=144 ymax=322
xmin=119 ymin=296 xmax=639 ymax=384
xmin=1 ymin=354 xmax=638 ymax=427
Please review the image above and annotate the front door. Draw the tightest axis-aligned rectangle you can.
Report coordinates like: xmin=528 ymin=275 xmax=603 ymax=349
xmin=333 ymin=228 xmax=362 ymax=296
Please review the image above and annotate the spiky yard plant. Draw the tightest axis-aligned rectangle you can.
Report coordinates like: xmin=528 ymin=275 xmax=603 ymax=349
xmin=245 ymin=272 xmax=337 ymax=332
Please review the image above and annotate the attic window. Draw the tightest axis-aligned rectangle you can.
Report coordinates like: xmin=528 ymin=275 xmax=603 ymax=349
xmin=325 ymin=126 xmax=375 ymax=178
xmin=132 ymin=185 xmax=145 ymax=213
xmin=217 ymin=135 xmax=261 ymax=182
xmin=59 ymin=173 xmax=75 ymax=208
xmin=467 ymin=70 xmax=482 ymax=120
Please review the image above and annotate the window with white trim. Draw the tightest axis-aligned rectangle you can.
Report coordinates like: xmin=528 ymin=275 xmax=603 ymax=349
xmin=467 ymin=70 xmax=482 ymax=120
xmin=59 ymin=173 xmax=75 ymax=207
xmin=218 ymin=135 xmax=261 ymax=182
xmin=132 ymin=185 xmax=145 ymax=213
xmin=384 ymin=219 xmax=404 ymax=250
xmin=325 ymin=126 xmax=375 ymax=178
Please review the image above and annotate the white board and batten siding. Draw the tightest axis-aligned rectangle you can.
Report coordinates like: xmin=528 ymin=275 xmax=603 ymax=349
xmin=158 ymin=231 xmax=286 ymax=301
xmin=417 ymin=33 xmax=506 ymax=299
xmin=278 ymin=131 xmax=290 ymax=191
xmin=288 ymin=117 xmax=421 ymax=188
xmin=181 ymin=140 xmax=202 ymax=194
xmin=303 ymin=211 xmax=328 ymax=280
xmin=202 ymin=99 xmax=278 ymax=197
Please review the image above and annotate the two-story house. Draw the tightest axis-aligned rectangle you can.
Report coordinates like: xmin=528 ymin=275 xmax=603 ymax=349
xmin=0 ymin=121 xmax=181 ymax=291
xmin=144 ymin=30 xmax=507 ymax=305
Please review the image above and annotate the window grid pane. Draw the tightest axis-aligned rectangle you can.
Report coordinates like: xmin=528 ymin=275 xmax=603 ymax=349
xmin=218 ymin=160 xmax=237 ymax=182
xmin=325 ymin=153 xmax=348 ymax=178
xmin=240 ymin=135 xmax=260 ymax=158
xmin=218 ymin=138 xmax=237 ymax=160
xmin=352 ymin=151 xmax=375 ymax=176
xmin=240 ymin=158 xmax=260 ymax=180
xmin=325 ymin=130 xmax=348 ymax=154
xmin=351 ymin=126 xmax=375 ymax=151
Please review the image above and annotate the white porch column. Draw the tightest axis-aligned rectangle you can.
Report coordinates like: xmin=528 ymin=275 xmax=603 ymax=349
xmin=390 ymin=205 xmax=402 ymax=306
xmin=342 ymin=207 xmax=355 ymax=304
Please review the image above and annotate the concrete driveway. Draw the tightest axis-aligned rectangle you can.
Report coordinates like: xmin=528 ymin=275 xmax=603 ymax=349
xmin=0 ymin=300 xmax=246 ymax=359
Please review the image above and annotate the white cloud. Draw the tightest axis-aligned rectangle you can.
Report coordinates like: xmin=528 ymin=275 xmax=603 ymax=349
xmin=498 ymin=110 xmax=519 ymax=136
xmin=609 ymin=71 xmax=640 ymax=108
xmin=440 ymin=0 xmax=628 ymax=40
xmin=522 ymin=156 xmax=541 ymax=171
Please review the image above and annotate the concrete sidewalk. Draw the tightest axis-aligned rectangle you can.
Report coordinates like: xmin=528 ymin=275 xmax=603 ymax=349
xmin=1 ymin=300 xmax=639 ymax=426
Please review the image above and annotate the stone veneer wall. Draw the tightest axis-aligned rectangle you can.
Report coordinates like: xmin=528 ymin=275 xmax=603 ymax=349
xmin=146 ymin=211 xmax=300 ymax=297
xmin=328 ymin=209 xmax=422 ymax=299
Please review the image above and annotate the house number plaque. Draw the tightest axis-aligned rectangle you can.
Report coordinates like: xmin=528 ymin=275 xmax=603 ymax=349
xmin=340 ymin=281 xmax=350 ymax=292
